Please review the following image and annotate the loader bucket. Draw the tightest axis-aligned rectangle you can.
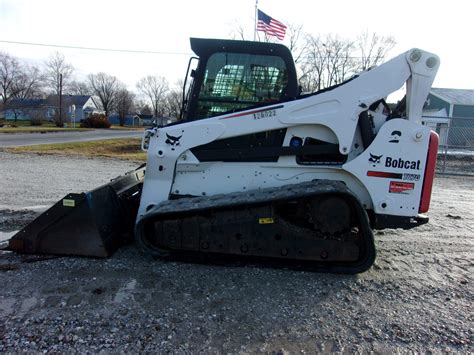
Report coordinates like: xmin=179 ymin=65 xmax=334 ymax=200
xmin=5 ymin=167 xmax=145 ymax=258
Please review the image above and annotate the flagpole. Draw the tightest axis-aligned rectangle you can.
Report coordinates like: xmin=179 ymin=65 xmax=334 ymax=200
xmin=254 ymin=0 xmax=258 ymax=41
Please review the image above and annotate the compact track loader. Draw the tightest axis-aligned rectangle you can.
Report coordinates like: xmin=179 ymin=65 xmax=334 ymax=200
xmin=5 ymin=38 xmax=440 ymax=273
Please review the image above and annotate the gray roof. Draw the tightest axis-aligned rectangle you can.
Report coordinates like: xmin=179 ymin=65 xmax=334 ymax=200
xmin=45 ymin=95 xmax=92 ymax=107
xmin=430 ymin=88 xmax=474 ymax=106
xmin=69 ymin=95 xmax=92 ymax=106
xmin=4 ymin=95 xmax=94 ymax=111
xmin=6 ymin=98 xmax=44 ymax=109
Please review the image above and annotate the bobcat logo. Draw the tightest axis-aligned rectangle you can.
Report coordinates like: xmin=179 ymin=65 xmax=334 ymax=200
xmin=369 ymin=153 xmax=383 ymax=165
xmin=165 ymin=133 xmax=182 ymax=151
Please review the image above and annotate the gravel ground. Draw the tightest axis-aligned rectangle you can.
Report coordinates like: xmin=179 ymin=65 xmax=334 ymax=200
xmin=0 ymin=152 xmax=472 ymax=353
xmin=0 ymin=152 xmax=138 ymax=211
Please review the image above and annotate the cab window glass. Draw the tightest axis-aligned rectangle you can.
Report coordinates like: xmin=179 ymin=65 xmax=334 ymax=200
xmin=196 ymin=53 xmax=288 ymax=118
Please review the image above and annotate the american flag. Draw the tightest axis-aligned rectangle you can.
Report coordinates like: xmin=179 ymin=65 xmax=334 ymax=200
xmin=256 ymin=9 xmax=287 ymax=40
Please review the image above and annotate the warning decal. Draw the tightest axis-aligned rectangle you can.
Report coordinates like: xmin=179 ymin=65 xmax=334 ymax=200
xmin=389 ymin=181 xmax=415 ymax=194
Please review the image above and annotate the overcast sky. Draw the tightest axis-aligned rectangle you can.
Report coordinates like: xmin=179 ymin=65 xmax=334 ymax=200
xmin=1 ymin=0 xmax=472 ymax=93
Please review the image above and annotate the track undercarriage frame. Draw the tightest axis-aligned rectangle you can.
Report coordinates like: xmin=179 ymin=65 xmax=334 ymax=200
xmin=136 ymin=180 xmax=376 ymax=274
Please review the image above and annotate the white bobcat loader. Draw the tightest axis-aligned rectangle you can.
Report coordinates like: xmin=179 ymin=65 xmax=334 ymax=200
xmin=6 ymin=38 xmax=440 ymax=273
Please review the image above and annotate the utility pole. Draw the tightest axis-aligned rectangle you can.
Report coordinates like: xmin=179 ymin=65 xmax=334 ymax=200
xmin=58 ymin=73 xmax=63 ymax=127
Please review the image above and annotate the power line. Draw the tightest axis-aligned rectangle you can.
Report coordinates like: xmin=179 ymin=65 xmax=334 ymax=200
xmin=0 ymin=40 xmax=192 ymax=56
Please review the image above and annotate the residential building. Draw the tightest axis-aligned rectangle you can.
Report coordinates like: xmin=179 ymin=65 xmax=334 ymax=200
xmin=43 ymin=95 xmax=100 ymax=124
xmin=423 ymin=88 xmax=474 ymax=148
xmin=2 ymin=95 xmax=100 ymax=124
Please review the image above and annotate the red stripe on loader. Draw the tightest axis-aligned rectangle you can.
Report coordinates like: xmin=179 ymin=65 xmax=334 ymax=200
xmin=419 ymin=131 xmax=439 ymax=213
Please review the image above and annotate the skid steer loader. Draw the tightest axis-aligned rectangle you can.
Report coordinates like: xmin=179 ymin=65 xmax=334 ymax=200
xmin=5 ymin=38 xmax=440 ymax=273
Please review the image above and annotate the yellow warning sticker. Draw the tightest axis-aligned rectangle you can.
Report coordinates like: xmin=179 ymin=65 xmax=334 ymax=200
xmin=63 ymin=199 xmax=75 ymax=207
xmin=258 ymin=217 xmax=274 ymax=224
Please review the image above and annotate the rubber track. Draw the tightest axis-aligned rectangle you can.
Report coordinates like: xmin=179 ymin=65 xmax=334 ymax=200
xmin=135 ymin=180 xmax=376 ymax=274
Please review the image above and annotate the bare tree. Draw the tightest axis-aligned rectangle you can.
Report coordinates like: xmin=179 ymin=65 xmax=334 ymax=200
xmin=1 ymin=53 xmax=44 ymax=122
xmin=326 ymin=36 xmax=356 ymax=86
xmin=44 ymin=52 xmax=74 ymax=95
xmin=88 ymin=72 xmax=120 ymax=118
xmin=136 ymin=100 xmax=152 ymax=115
xmin=68 ymin=80 xmax=91 ymax=96
xmin=136 ymin=75 xmax=169 ymax=118
xmin=115 ymin=87 xmax=135 ymax=126
xmin=43 ymin=52 xmax=74 ymax=126
xmin=357 ymin=31 xmax=396 ymax=71
xmin=12 ymin=64 xmax=43 ymax=100
xmin=299 ymin=34 xmax=356 ymax=92
xmin=286 ymin=23 xmax=307 ymax=65
xmin=0 ymin=51 xmax=22 ymax=106
xmin=228 ymin=20 xmax=248 ymax=40
xmin=298 ymin=31 xmax=396 ymax=93
xmin=164 ymin=81 xmax=184 ymax=119
xmin=7 ymin=64 xmax=45 ymax=123
xmin=227 ymin=18 xmax=396 ymax=94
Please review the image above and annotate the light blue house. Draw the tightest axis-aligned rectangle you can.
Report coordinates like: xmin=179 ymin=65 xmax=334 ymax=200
xmin=2 ymin=95 xmax=99 ymax=123
xmin=43 ymin=95 xmax=100 ymax=124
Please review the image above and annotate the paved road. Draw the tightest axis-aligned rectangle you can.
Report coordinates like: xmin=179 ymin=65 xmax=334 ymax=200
xmin=0 ymin=129 xmax=144 ymax=147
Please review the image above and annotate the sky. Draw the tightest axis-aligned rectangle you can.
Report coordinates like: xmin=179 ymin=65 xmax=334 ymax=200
xmin=0 ymin=0 xmax=472 ymax=95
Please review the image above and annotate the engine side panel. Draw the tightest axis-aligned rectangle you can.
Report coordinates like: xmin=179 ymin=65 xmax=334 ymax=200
xmin=344 ymin=119 xmax=433 ymax=216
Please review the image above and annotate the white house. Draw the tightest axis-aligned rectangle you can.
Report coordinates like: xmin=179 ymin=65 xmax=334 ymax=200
xmin=44 ymin=95 xmax=100 ymax=123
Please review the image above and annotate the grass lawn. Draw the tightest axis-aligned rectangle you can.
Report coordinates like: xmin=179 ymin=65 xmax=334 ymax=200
xmin=0 ymin=126 xmax=92 ymax=134
xmin=6 ymin=138 xmax=147 ymax=162
xmin=109 ymin=125 xmax=145 ymax=131
xmin=1 ymin=119 xmax=47 ymax=127
xmin=0 ymin=120 xmax=144 ymax=134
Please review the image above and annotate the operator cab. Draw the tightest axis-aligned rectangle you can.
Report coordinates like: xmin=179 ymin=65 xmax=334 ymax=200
xmin=182 ymin=38 xmax=299 ymax=121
